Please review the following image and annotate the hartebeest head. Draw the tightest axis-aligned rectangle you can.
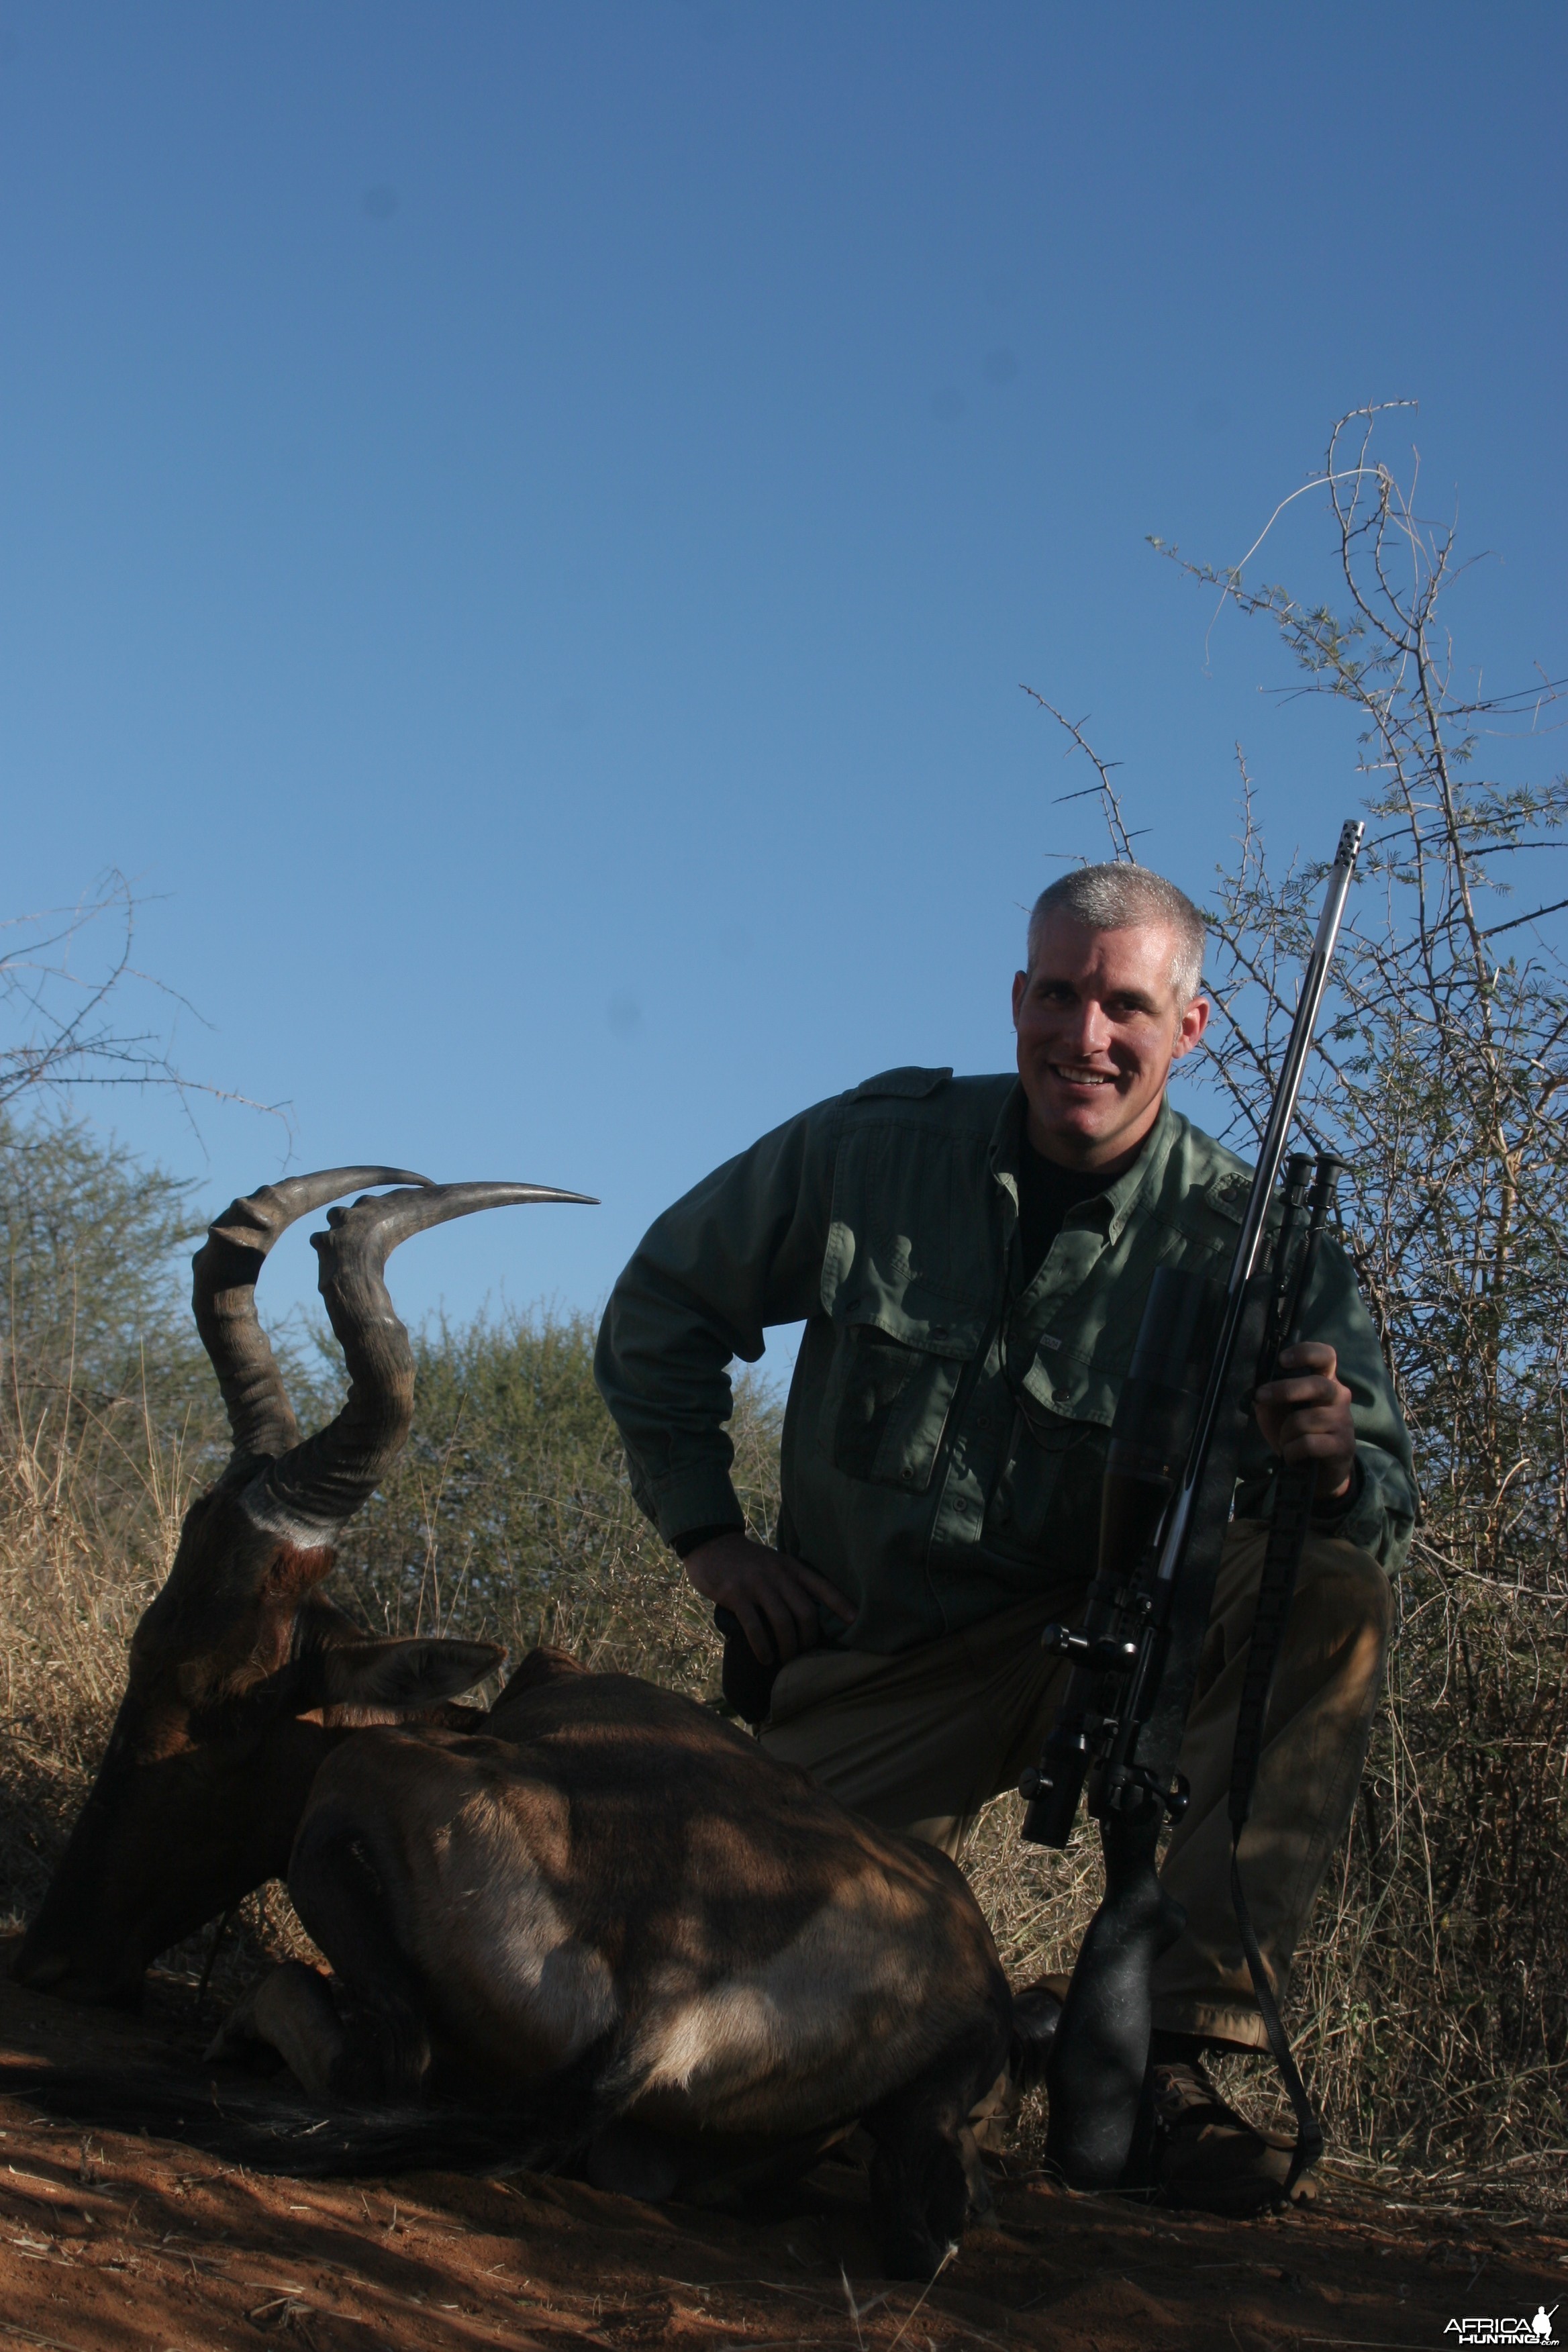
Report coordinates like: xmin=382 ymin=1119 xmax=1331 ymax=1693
xmin=13 ymin=1166 xmax=591 ymax=2006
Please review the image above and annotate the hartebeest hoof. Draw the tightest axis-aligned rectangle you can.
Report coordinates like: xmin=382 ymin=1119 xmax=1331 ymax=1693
xmin=207 ymin=1963 xmax=345 ymax=2095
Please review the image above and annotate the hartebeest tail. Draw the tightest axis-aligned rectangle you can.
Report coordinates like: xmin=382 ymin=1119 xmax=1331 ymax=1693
xmin=13 ymin=1167 xmax=593 ymax=2006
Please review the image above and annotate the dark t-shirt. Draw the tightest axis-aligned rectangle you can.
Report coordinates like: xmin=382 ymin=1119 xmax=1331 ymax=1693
xmin=1017 ymin=1138 xmax=1112 ymax=1286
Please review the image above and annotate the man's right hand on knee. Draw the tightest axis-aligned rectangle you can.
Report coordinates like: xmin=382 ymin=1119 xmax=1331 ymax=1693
xmin=681 ymin=1531 xmax=854 ymax=1665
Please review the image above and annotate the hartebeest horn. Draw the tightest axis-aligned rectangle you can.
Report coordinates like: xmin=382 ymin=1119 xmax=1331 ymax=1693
xmin=193 ymin=1168 xmax=434 ymax=1477
xmin=256 ymin=1181 xmax=596 ymax=1534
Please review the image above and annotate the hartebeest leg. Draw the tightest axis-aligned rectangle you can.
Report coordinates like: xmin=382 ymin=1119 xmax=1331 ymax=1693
xmin=207 ymin=1962 xmax=349 ymax=2096
xmin=861 ymin=2018 xmax=1007 ymax=2280
xmin=285 ymin=1807 xmax=434 ymax=2102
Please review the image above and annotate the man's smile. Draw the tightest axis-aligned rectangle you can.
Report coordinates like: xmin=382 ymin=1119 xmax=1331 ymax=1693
xmin=1049 ymin=1063 xmax=1121 ymax=1089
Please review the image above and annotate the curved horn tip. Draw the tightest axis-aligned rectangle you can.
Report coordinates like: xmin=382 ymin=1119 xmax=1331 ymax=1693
xmin=497 ymin=1185 xmax=599 ymax=1206
xmin=492 ymin=1181 xmax=596 ymax=1202
xmin=407 ymin=1181 xmax=600 ymax=1213
xmin=325 ymin=1180 xmax=598 ymax=1223
xmin=254 ymin=1166 xmax=435 ymax=1206
xmin=205 ymin=1168 xmax=436 ymax=1239
xmin=309 ymin=1180 xmax=599 ymax=1259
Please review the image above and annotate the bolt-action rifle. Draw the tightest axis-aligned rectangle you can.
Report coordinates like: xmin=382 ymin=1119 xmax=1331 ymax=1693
xmin=1018 ymin=818 xmax=1365 ymax=2196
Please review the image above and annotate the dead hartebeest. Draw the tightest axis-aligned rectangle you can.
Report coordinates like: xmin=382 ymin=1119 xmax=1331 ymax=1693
xmin=13 ymin=1170 xmax=1012 ymax=2277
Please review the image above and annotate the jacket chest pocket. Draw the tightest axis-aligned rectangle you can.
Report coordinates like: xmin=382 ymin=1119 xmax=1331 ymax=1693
xmin=985 ymin=1405 xmax=1108 ymax=1563
xmin=821 ymin=1304 xmax=985 ymax=1495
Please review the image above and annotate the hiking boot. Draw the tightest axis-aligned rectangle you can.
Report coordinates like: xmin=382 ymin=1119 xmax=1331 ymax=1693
xmin=1150 ymin=2053 xmax=1316 ymax=2216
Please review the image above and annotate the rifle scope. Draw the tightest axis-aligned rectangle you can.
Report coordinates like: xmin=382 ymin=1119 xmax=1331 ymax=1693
xmin=1021 ymin=1265 xmax=1216 ymax=1847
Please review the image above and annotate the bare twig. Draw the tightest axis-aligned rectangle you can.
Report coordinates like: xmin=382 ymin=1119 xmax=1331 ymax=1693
xmin=1018 ymin=688 xmax=1142 ymax=861
xmin=0 ymin=869 xmax=288 ymax=1145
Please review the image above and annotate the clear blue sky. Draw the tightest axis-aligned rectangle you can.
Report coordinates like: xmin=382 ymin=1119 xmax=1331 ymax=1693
xmin=3 ymin=2 xmax=1564 ymax=1351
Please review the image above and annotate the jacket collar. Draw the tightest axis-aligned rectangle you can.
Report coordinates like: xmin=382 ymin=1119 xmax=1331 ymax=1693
xmin=988 ymin=1082 xmax=1181 ymax=1243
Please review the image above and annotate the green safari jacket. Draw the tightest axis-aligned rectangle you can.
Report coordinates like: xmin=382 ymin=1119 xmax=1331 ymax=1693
xmin=594 ymin=1069 xmax=1415 ymax=1657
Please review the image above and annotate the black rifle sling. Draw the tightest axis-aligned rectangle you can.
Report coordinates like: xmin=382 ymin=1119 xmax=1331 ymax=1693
xmin=1227 ymin=1457 xmax=1324 ymax=2191
xmin=1228 ymin=1461 xmax=1315 ymax=1826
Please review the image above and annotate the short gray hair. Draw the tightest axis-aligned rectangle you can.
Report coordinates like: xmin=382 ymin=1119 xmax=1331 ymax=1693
xmin=1026 ymin=864 xmax=1207 ymax=1003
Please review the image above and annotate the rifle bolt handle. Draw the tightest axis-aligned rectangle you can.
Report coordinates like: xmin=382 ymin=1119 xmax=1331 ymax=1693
xmin=1041 ymin=1624 xmax=1140 ymax=1673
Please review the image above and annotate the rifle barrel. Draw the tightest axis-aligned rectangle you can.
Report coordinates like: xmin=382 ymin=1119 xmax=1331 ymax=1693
xmin=1153 ymin=818 xmax=1363 ymax=1588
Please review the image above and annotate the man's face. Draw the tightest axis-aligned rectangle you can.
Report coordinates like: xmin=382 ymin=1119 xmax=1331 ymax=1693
xmin=1011 ymin=914 xmax=1209 ymax=1171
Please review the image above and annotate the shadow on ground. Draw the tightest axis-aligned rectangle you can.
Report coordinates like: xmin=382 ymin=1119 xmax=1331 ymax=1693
xmin=0 ymin=1937 xmax=1559 ymax=2351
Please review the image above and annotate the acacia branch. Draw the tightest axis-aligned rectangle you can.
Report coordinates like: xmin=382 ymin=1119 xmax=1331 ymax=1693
xmin=1019 ymin=688 xmax=1141 ymax=862
xmin=0 ymin=871 xmax=289 ymax=1142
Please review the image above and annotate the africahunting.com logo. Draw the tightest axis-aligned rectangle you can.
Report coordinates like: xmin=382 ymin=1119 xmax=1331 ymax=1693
xmin=1444 ymin=2313 xmax=1557 ymax=2346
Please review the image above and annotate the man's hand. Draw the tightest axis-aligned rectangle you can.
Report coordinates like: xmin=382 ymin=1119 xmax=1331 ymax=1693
xmin=1253 ymin=1340 xmax=1357 ymax=1502
xmin=682 ymin=1532 xmax=855 ymax=1666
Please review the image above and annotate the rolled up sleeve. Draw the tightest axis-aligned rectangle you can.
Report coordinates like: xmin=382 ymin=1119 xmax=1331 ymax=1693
xmin=594 ymin=1097 xmax=841 ymax=1547
xmin=1234 ymin=1233 xmax=1416 ymax=1574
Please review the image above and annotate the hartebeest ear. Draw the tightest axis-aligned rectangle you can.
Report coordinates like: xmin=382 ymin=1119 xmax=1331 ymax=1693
xmin=483 ymin=1644 xmax=588 ymax=1736
xmin=313 ymin=1638 xmax=505 ymax=1710
xmin=497 ymin=1645 xmax=587 ymax=1699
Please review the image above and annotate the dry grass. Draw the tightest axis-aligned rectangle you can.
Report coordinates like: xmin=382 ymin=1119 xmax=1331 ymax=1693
xmin=0 ymin=1397 xmax=169 ymax=1928
xmin=0 ymin=1384 xmax=317 ymax=1994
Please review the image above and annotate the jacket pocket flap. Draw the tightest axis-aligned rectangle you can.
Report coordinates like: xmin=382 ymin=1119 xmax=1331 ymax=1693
xmin=833 ymin=1287 xmax=986 ymax=1362
xmin=1016 ymin=1357 xmax=1120 ymax=1432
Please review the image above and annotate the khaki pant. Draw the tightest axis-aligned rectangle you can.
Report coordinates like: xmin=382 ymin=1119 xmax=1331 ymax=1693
xmin=761 ymin=1522 xmax=1393 ymax=2051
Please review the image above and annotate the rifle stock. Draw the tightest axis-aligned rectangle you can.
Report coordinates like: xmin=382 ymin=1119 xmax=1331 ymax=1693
xmin=1044 ymin=1798 xmax=1183 ymax=2188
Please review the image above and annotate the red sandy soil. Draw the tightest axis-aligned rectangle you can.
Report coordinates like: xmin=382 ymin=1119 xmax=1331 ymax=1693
xmin=0 ymin=1944 xmax=1561 ymax=2352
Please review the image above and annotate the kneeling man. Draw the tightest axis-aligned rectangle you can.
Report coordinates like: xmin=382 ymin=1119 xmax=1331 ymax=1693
xmin=595 ymin=863 xmax=1412 ymax=2210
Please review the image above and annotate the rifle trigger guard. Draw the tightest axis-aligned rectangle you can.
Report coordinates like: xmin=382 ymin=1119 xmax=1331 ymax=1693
xmin=1106 ymin=1763 xmax=1191 ymax=1824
